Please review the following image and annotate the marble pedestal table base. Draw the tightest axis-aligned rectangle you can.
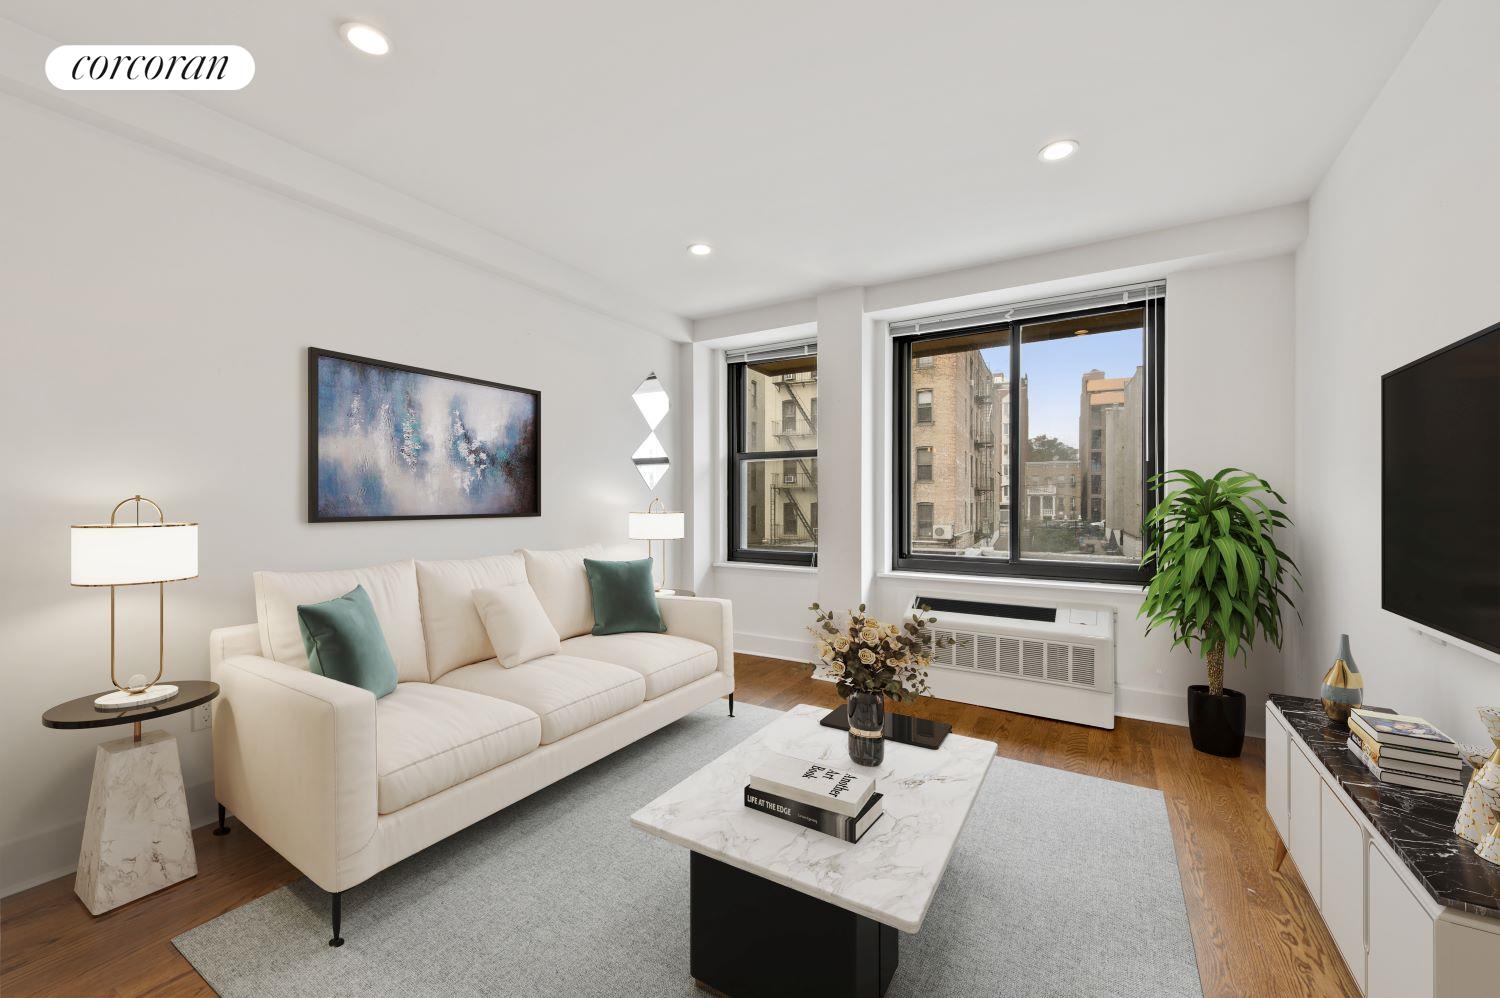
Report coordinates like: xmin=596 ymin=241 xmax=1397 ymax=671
xmin=75 ymin=730 xmax=197 ymax=915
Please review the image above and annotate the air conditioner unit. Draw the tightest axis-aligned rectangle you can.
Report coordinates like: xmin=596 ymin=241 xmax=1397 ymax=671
xmin=915 ymin=595 xmax=1116 ymax=729
xmin=932 ymin=525 xmax=953 ymax=540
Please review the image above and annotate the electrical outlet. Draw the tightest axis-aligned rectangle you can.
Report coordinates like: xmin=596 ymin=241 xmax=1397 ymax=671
xmin=191 ymin=703 xmax=213 ymax=732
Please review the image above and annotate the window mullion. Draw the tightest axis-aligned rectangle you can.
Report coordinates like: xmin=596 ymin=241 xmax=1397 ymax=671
xmin=1007 ymin=322 xmax=1021 ymax=565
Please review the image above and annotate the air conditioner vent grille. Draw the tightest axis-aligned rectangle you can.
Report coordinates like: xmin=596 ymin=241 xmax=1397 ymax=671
xmin=997 ymin=636 xmax=1020 ymax=675
xmin=1045 ymin=643 xmax=1069 ymax=682
xmin=954 ymin=633 xmax=974 ymax=671
xmin=923 ymin=620 xmax=1110 ymax=694
xmin=1071 ymin=645 xmax=1095 ymax=686
xmin=1021 ymin=640 xmax=1044 ymax=679
xmin=932 ymin=630 xmax=956 ymax=667
xmin=974 ymin=634 xmax=998 ymax=672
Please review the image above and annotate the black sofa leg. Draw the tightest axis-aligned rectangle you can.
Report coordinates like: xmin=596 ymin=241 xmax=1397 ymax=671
xmin=213 ymin=803 xmax=230 ymax=836
xmin=330 ymin=891 xmax=344 ymax=947
xmin=728 ymin=693 xmax=735 ymax=717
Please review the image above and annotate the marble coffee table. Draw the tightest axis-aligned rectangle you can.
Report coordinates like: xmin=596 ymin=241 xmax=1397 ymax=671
xmin=631 ymin=703 xmax=995 ymax=998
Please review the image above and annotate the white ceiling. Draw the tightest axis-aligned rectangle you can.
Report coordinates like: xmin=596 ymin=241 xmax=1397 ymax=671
xmin=5 ymin=1 xmax=1437 ymax=319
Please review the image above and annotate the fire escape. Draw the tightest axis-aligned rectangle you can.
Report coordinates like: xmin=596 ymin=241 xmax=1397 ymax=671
xmin=973 ymin=377 xmax=996 ymax=539
xmin=772 ymin=376 xmax=818 ymax=543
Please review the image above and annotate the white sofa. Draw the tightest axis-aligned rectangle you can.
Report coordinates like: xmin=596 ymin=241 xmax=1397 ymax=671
xmin=207 ymin=546 xmax=733 ymax=944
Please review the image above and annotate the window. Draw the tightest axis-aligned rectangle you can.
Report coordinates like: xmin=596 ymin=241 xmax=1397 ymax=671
xmin=783 ymin=501 xmax=799 ymax=534
xmin=916 ymin=502 xmax=934 ymax=538
xmin=893 ymin=290 xmax=1164 ymax=583
xmin=727 ymin=348 xmax=817 ymax=565
xmin=915 ymin=446 xmax=933 ymax=482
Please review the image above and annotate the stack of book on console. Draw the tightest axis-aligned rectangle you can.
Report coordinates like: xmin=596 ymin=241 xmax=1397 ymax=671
xmin=744 ymin=752 xmax=885 ymax=843
xmin=1346 ymin=707 xmax=1465 ymax=796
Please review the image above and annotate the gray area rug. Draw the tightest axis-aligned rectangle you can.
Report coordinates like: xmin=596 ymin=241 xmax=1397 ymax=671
xmin=176 ymin=702 xmax=1201 ymax=997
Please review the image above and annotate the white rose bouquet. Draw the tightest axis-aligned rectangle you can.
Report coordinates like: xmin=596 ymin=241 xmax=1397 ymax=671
xmin=807 ymin=602 xmax=952 ymax=701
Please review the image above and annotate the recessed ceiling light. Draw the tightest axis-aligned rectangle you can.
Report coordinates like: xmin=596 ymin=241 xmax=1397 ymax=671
xmin=687 ymin=243 xmax=713 ymax=256
xmin=341 ymin=22 xmax=391 ymax=56
xmin=1038 ymin=139 xmax=1079 ymax=162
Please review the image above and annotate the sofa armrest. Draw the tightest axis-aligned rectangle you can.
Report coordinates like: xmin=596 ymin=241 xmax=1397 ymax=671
xmin=211 ymin=653 xmax=377 ymax=893
xmin=658 ymin=595 xmax=734 ymax=688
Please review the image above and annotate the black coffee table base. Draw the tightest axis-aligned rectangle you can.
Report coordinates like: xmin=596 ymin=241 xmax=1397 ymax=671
xmin=690 ymin=851 xmax=898 ymax=998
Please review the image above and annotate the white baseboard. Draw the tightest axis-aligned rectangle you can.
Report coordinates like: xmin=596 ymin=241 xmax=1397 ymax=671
xmin=735 ymin=631 xmax=815 ymax=664
xmin=1 ymin=779 xmax=218 ymax=899
xmin=1116 ymin=685 xmax=1265 ymax=738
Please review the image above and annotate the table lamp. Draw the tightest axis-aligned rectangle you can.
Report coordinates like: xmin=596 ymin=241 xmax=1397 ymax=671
xmin=628 ymin=498 xmax=685 ymax=592
xmin=71 ymin=495 xmax=198 ymax=709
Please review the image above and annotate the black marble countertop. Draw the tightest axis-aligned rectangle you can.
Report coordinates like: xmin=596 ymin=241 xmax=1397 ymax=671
xmin=1269 ymin=694 xmax=1500 ymax=919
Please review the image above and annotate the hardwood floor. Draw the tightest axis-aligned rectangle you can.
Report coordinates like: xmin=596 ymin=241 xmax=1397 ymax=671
xmin=0 ymin=654 xmax=1358 ymax=998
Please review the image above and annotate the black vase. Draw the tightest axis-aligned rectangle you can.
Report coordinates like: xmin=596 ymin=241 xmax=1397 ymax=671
xmin=847 ymin=691 xmax=886 ymax=766
xmin=1187 ymin=685 xmax=1247 ymax=758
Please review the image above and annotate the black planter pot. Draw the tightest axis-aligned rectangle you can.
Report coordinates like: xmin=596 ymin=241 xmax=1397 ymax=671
xmin=1186 ymin=685 xmax=1247 ymax=758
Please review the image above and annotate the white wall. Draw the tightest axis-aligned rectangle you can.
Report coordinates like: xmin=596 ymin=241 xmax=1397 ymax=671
xmin=0 ymin=96 xmax=682 ymax=896
xmin=1293 ymin=0 xmax=1500 ymax=747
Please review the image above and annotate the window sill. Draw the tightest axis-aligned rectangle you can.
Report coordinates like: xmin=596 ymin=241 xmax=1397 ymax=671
xmin=713 ymin=561 xmax=818 ymax=575
xmin=876 ymin=569 xmax=1144 ymax=597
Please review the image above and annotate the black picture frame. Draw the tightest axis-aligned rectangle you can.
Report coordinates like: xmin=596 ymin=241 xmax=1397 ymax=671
xmin=308 ymin=347 xmax=541 ymax=523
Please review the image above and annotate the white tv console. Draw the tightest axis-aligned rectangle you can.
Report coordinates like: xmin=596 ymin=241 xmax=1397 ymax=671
xmin=1264 ymin=697 xmax=1499 ymax=997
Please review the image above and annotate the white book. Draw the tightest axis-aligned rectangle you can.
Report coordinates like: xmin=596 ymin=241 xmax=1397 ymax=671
xmin=748 ymin=752 xmax=875 ymax=818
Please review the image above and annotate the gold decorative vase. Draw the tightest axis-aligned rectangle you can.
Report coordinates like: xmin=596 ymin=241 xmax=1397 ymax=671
xmin=1319 ymin=634 xmax=1364 ymax=725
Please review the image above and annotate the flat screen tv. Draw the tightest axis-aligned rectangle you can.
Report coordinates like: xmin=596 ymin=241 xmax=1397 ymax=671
xmin=1381 ymin=321 xmax=1500 ymax=658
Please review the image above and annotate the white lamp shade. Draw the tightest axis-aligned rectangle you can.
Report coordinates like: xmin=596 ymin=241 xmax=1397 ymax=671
xmin=632 ymin=374 xmax=670 ymax=430
xmin=71 ymin=523 xmax=198 ymax=586
xmin=629 ymin=511 xmax=685 ymax=540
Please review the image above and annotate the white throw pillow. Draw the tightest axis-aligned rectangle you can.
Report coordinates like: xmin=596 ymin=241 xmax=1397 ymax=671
xmin=473 ymin=583 xmax=562 ymax=668
xmin=415 ymin=554 xmax=528 ymax=680
xmin=520 ymin=545 xmax=604 ymax=639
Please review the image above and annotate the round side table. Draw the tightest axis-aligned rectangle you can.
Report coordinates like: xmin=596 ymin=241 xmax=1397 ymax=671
xmin=43 ymin=681 xmax=218 ymax=915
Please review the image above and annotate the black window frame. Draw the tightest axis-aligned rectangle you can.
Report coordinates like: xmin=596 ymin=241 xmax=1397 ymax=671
xmin=893 ymin=298 xmax=1165 ymax=585
xmin=727 ymin=358 xmax=817 ymax=566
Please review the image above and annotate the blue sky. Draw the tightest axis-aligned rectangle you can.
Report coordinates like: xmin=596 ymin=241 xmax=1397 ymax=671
xmin=980 ymin=326 xmax=1143 ymax=446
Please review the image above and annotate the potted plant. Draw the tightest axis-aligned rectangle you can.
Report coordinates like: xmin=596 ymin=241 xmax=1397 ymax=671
xmin=1139 ymin=468 xmax=1301 ymax=757
xmin=807 ymin=602 xmax=950 ymax=766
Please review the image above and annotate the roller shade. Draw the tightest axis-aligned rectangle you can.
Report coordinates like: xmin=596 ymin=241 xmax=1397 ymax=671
xmin=890 ymin=281 xmax=1166 ymax=338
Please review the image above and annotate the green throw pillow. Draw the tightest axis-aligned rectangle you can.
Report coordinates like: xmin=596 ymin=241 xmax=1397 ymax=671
xmin=583 ymin=558 xmax=667 ymax=636
xmin=297 ymin=585 xmax=399 ymax=698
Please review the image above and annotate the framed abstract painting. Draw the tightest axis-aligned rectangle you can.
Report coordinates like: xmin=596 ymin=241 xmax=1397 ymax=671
xmin=308 ymin=348 xmax=540 ymax=521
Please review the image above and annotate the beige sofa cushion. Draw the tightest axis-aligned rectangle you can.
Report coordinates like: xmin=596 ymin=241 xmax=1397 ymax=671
xmin=375 ymin=684 xmax=541 ymax=814
xmin=254 ymin=560 xmax=429 ymax=683
xmin=521 ymin=546 xmax=604 ymax=639
xmin=436 ymin=655 xmax=645 ymax=744
xmin=415 ymin=555 xmax=528 ymax=680
xmin=559 ymin=633 xmax=718 ymax=700
xmin=473 ymin=583 xmax=561 ymax=668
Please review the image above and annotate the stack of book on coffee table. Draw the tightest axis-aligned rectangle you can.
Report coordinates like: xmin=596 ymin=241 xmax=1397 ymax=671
xmin=744 ymin=752 xmax=885 ymax=843
xmin=1346 ymin=707 xmax=1464 ymax=796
